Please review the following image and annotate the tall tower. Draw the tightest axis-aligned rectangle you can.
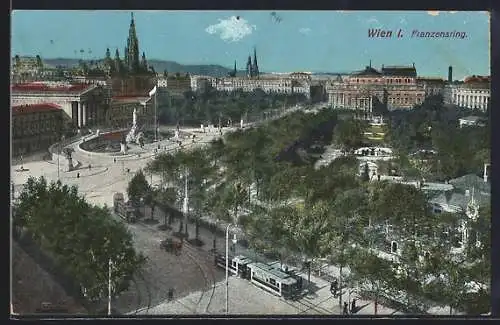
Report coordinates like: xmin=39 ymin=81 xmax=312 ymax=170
xmin=252 ymin=47 xmax=259 ymax=78
xmin=246 ymin=56 xmax=253 ymax=78
xmin=448 ymin=66 xmax=453 ymax=83
xmin=127 ymin=12 xmax=140 ymax=73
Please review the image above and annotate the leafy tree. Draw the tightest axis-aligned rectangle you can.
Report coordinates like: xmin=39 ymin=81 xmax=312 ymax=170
xmin=361 ymin=163 xmax=370 ymax=182
xmin=349 ymin=250 xmax=397 ymax=315
xmin=127 ymin=170 xmax=150 ymax=207
xmin=332 ymin=118 xmax=366 ymax=154
xmin=14 ymin=177 xmax=146 ymax=302
xmin=327 ymin=189 xmax=368 ymax=307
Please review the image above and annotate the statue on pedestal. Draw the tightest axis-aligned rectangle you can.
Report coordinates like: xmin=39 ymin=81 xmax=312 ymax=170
xmin=62 ymin=147 xmax=75 ymax=172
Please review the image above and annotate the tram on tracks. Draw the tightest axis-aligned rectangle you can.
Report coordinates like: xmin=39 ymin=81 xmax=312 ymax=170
xmin=215 ymin=254 xmax=253 ymax=279
xmin=247 ymin=262 xmax=301 ymax=299
xmin=215 ymin=254 xmax=303 ymax=299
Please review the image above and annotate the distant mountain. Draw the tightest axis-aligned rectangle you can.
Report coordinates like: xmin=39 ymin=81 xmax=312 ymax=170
xmin=42 ymin=58 xmax=246 ymax=78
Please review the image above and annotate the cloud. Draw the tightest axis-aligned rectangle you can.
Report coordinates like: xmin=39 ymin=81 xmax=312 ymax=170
xmin=427 ymin=11 xmax=460 ymax=16
xmin=299 ymin=27 xmax=311 ymax=35
xmin=205 ymin=16 xmax=256 ymax=42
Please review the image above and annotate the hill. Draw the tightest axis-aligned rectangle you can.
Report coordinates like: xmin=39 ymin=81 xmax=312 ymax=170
xmin=42 ymin=58 xmax=247 ymax=78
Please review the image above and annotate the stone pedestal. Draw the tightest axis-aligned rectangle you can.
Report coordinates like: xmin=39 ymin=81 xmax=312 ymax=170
xmin=120 ymin=143 xmax=128 ymax=154
xmin=66 ymin=157 xmax=74 ymax=172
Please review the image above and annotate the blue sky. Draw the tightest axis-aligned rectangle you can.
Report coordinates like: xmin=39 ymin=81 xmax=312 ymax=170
xmin=12 ymin=10 xmax=490 ymax=79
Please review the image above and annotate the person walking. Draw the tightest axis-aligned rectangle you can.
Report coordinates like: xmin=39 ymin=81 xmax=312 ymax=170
xmin=343 ymin=302 xmax=349 ymax=315
xmin=351 ymin=299 xmax=357 ymax=314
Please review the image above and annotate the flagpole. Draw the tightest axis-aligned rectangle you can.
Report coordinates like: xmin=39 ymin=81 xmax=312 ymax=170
xmin=154 ymin=88 xmax=158 ymax=142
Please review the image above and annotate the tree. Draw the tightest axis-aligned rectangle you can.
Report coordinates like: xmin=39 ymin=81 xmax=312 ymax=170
xmin=127 ymin=170 xmax=150 ymax=207
xmin=332 ymin=118 xmax=366 ymax=154
xmin=14 ymin=177 xmax=146 ymax=302
xmin=327 ymin=189 xmax=368 ymax=308
xmin=421 ymin=249 xmax=473 ymax=315
xmin=349 ymin=250 xmax=397 ymax=315
xmin=361 ymin=163 xmax=370 ymax=182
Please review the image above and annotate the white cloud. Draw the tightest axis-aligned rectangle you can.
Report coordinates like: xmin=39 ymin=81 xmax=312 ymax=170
xmin=427 ymin=11 xmax=440 ymax=16
xmin=299 ymin=27 xmax=311 ymax=35
xmin=205 ymin=16 xmax=256 ymax=42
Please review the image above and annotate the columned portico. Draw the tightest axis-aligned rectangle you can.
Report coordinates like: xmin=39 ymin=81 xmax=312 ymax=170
xmin=83 ymin=102 xmax=88 ymax=127
xmin=78 ymin=102 xmax=84 ymax=128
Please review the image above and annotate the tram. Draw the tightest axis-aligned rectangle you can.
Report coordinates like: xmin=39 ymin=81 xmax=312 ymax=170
xmin=215 ymin=254 xmax=254 ymax=278
xmin=247 ymin=262 xmax=300 ymax=299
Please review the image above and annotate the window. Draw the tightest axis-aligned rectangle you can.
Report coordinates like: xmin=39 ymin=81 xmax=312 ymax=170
xmin=391 ymin=241 xmax=398 ymax=253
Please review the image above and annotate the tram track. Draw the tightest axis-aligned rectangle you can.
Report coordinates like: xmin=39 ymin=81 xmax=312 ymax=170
xmin=180 ymin=241 xmax=217 ymax=314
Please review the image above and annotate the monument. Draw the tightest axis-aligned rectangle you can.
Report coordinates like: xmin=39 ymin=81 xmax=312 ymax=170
xmin=125 ymin=108 xmax=144 ymax=145
xmin=62 ymin=147 xmax=75 ymax=172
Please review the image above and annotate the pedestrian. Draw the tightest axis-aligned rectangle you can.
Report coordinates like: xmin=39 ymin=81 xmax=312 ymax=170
xmin=343 ymin=302 xmax=349 ymax=315
xmin=88 ymin=164 xmax=91 ymax=170
xmin=331 ymin=278 xmax=338 ymax=295
xmin=113 ymin=158 xmax=116 ymax=163
xmin=77 ymin=172 xmax=80 ymax=178
xmin=351 ymin=299 xmax=357 ymax=314
xmin=168 ymin=288 xmax=174 ymax=301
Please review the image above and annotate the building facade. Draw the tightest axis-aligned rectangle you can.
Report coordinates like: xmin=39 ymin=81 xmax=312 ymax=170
xmin=108 ymin=96 xmax=154 ymax=130
xmin=156 ymin=75 xmax=192 ymax=97
xmin=207 ymin=74 xmax=311 ymax=98
xmin=326 ymin=64 xmax=426 ymax=115
xmin=444 ymin=76 xmax=490 ymax=112
xmin=11 ymin=81 xmax=108 ymax=129
xmin=416 ymin=77 xmax=446 ymax=96
xmin=12 ymin=103 xmax=63 ymax=157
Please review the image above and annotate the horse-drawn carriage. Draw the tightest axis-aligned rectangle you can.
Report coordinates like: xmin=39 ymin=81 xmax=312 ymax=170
xmin=160 ymin=238 xmax=183 ymax=255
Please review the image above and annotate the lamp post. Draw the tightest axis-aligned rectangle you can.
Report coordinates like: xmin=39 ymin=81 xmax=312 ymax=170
xmin=225 ymin=224 xmax=237 ymax=315
xmin=108 ymin=258 xmax=112 ymax=316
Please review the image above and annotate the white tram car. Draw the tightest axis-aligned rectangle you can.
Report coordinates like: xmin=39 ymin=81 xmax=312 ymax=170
xmin=247 ymin=262 xmax=300 ymax=299
xmin=215 ymin=254 xmax=303 ymax=299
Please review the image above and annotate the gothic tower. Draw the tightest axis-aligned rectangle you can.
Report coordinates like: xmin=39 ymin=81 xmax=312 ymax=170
xmin=252 ymin=47 xmax=259 ymax=78
xmin=246 ymin=56 xmax=253 ymax=78
xmin=126 ymin=12 xmax=141 ymax=73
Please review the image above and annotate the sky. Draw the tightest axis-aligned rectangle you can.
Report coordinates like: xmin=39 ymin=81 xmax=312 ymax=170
xmin=12 ymin=10 xmax=490 ymax=79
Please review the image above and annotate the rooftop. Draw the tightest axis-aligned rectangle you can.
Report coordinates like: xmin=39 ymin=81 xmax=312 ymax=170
xmin=12 ymin=103 xmax=62 ymax=115
xmin=352 ymin=66 xmax=382 ymax=76
xmin=381 ymin=65 xmax=417 ymax=77
xmin=11 ymin=82 xmax=94 ymax=94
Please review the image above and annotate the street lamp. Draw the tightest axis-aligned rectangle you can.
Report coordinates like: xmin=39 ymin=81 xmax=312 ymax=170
xmin=108 ymin=258 xmax=113 ymax=315
xmin=225 ymin=224 xmax=237 ymax=315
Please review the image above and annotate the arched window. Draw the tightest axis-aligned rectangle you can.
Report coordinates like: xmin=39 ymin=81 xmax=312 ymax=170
xmin=391 ymin=241 xmax=398 ymax=254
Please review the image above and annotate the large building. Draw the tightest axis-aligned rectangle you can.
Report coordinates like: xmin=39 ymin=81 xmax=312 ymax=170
xmin=444 ymin=75 xmax=490 ymax=112
xmin=325 ymin=63 xmax=426 ymax=116
xmin=12 ymin=103 xmax=63 ymax=157
xmin=11 ymin=81 xmax=108 ymax=129
xmin=108 ymin=96 xmax=154 ymax=130
xmin=207 ymin=75 xmax=311 ymax=98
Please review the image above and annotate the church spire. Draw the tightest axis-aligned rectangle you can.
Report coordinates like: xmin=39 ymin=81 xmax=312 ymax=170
xmin=246 ymin=56 xmax=253 ymax=78
xmin=127 ymin=12 xmax=140 ymax=73
xmin=252 ymin=47 xmax=259 ymax=78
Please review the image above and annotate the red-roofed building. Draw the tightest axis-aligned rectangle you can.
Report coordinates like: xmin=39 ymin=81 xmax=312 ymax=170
xmin=12 ymin=103 xmax=64 ymax=157
xmin=11 ymin=81 xmax=108 ymax=129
